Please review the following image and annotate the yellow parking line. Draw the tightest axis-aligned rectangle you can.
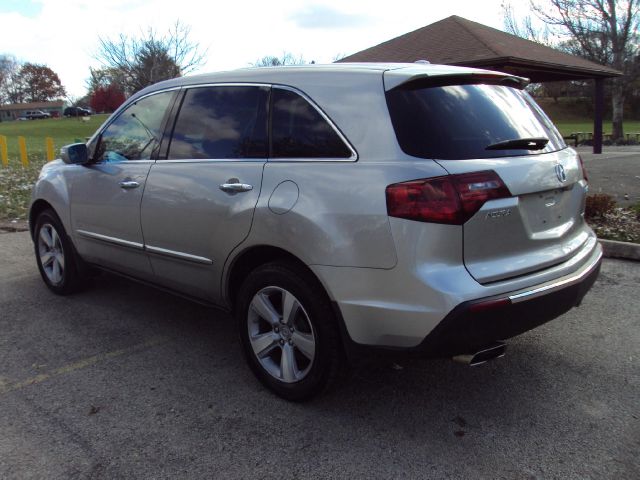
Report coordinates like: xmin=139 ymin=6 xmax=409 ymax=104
xmin=0 ymin=335 xmax=168 ymax=395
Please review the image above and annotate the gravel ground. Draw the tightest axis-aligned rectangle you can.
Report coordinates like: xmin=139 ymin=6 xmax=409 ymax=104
xmin=0 ymin=231 xmax=638 ymax=480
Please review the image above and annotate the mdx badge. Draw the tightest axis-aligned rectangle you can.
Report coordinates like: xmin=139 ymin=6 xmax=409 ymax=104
xmin=555 ymin=164 xmax=567 ymax=183
xmin=486 ymin=208 xmax=512 ymax=219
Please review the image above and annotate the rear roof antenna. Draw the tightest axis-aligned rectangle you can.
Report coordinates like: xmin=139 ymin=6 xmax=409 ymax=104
xmin=414 ymin=59 xmax=431 ymax=64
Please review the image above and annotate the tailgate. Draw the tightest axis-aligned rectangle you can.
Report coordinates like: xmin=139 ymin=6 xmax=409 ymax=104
xmin=437 ymin=148 xmax=590 ymax=284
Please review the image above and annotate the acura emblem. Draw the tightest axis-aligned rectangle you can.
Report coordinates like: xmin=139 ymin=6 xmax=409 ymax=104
xmin=555 ymin=164 xmax=567 ymax=183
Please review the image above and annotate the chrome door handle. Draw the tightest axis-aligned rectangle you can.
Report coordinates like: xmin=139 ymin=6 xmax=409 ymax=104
xmin=119 ymin=180 xmax=140 ymax=189
xmin=219 ymin=183 xmax=253 ymax=193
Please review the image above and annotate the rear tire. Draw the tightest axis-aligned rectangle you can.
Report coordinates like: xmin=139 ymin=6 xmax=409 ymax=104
xmin=236 ymin=261 xmax=343 ymax=401
xmin=34 ymin=209 xmax=85 ymax=295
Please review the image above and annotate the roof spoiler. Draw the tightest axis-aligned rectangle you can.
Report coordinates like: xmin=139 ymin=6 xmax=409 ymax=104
xmin=384 ymin=70 xmax=529 ymax=91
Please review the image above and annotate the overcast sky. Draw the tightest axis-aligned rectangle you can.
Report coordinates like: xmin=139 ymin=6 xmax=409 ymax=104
xmin=0 ymin=0 xmax=533 ymax=98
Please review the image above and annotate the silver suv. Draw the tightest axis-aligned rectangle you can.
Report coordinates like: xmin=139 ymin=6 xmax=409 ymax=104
xmin=30 ymin=63 xmax=601 ymax=400
xmin=25 ymin=110 xmax=51 ymax=120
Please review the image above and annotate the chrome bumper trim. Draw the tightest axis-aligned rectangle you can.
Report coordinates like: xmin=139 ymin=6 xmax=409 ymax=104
xmin=509 ymin=247 xmax=602 ymax=303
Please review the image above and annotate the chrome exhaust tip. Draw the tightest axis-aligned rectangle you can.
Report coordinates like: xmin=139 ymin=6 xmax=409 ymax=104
xmin=453 ymin=342 xmax=506 ymax=366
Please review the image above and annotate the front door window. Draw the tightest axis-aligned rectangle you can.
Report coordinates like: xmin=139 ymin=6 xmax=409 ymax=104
xmin=94 ymin=91 xmax=175 ymax=163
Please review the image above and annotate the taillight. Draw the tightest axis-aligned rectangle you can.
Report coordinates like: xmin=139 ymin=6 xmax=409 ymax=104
xmin=385 ymin=170 xmax=511 ymax=225
xmin=578 ymin=154 xmax=588 ymax=182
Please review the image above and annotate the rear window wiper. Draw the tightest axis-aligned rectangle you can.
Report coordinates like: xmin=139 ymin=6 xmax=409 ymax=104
xmin=485 ymin=137 xmax=549 ymax=151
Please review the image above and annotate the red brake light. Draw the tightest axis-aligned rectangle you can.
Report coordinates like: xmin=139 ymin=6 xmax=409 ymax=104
xmin=385 ymin=170 xmax=511 ymax=225
xmin=578 ymin=154 xmax=588 ymax=182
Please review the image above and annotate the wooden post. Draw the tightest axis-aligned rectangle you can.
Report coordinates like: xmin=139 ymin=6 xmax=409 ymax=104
xmin=593 ymin=78 xmax=604 ymax=154
xmin=0 ymin=136 xmax=7 ymax=166
xmin=46 ymin=137 xmax=55 ymax=162
xmin=18 ymin=136 xmax=29 ymax=167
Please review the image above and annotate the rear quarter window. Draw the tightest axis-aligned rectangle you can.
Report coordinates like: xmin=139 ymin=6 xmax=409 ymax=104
xmin=385 ymin=82 xmax=566 ymax=160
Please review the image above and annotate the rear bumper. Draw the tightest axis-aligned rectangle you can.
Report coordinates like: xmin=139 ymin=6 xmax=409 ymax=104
xmin=415 ymin=247 xmax=602 ymax=356
xmin=317 ymin=238 xmax=602 ymax=358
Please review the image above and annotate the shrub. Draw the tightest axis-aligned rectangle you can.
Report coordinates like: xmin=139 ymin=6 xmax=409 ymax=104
xmin=585 ymin=194 xmax=616 ymax=219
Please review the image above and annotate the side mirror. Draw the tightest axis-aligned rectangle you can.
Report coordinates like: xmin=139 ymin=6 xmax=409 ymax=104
xmin=60 ymin=143 xmax=89 ymax=165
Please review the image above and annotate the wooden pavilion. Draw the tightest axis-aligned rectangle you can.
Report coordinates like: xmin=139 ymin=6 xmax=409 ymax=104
xmin=340 ymin=15 xmax=622 ymax=153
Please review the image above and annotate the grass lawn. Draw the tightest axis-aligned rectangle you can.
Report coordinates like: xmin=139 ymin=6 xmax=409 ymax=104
xmin=0 ymin=115 xmax=108 ymax=164
xmin=553 ymin=121 xmax=640 ymax=137
xmin=0 ymin=115 xmax=107 ymax=222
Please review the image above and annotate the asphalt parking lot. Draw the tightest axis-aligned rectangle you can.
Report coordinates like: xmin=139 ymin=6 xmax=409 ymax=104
xmin=0 ymin=231 xmax=638 ymax=479
xmin=578 ymin=146 xmax=640 ymax=206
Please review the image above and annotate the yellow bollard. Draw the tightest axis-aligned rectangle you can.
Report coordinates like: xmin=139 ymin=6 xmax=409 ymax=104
xmin=46 ymin=137 xmax=55 ymax=162
xmin=0 ymin=135 xmax=7 ymax=167
xmin=18 ymin=136 xmax=29 ymax=167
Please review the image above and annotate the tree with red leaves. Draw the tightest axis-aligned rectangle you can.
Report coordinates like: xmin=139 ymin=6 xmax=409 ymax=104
xmin=90 ymin=83 xmax=126 ymax=113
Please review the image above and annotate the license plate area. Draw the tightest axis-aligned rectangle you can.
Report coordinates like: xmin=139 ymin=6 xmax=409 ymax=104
xmin=520 ymin=187 xmax=574 ymax=232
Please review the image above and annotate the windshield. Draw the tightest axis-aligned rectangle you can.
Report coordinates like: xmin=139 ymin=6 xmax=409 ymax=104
xmin=385 ymin=82 xmax=566 ymax=160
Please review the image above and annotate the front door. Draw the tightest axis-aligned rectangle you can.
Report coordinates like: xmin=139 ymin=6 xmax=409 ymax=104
xmin=140 ymin=85 xmax=269 ymax=302
xmin=70 ymin=90 xmax=176 ymax=279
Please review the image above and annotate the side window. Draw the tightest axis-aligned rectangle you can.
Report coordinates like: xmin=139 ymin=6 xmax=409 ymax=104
xmin=167 ymin=86 xmax=268 ymax=160
xmin=94 ymin=91 xmax=174 ymax=163
xmin=271 ymin=88 xmax=352 ymax=159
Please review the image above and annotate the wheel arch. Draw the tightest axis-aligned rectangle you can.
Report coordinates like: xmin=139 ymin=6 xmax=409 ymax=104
xmin=224 ymin=245 xmax=334 ymax=311
xmin=29 ymin=199 xmax=56 ymax=240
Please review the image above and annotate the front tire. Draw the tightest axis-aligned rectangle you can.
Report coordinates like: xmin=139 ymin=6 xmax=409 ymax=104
xmin=34 ymin=209 xmax=85 ymax=295
xmin=236 ymin=262 xmax=343 ymax=401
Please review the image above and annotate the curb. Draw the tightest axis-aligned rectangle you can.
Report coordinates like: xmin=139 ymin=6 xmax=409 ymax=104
xmin=599 ymin=239 xmax=640 ymax=261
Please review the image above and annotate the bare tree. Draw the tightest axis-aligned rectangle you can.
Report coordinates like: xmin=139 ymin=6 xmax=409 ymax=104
xmin=502 ymin=2 xmax=553 ymax=44
xmin=503 ymin=3 xmax=576 ymax=103
xmin=95 ymin=21 xmax=207 ymax=95
xmin=252 ymin=52 xmax=308 ymax=67
xmin=0 ymin=54 xmax=21 ymax=104
xmin=531 ymin=0 xmax=640 ymax=140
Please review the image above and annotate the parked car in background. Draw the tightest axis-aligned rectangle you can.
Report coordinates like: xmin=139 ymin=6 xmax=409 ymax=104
xmin=25 ymin=110 xmax=51 ymax=120
xmin=64 ymin=106 xmax=91 ymax=117
xmin=29 ymin=63 xmax=601 ymax=401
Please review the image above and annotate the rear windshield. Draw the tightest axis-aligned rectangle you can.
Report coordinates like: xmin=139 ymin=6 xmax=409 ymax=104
xmin=385 ymin=82 xmax=566 ymax=160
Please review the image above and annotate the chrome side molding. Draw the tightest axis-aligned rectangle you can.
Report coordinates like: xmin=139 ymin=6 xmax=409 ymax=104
xmin=145 ymin=245 xmax=213 ymax=265
xmin=76 ymin=229 xmax=144 ymax=250
xmin=76 ymin=230 xmax=213 ymax=265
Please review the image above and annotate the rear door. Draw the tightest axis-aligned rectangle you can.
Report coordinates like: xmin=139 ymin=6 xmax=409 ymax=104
xmin=140 ymin=85 xmax=269 ymax=302
xmin=385 ymin=77 xmax=591 ymax=283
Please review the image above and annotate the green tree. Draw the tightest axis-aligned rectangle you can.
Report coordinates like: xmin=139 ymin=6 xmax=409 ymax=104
xmin=87 ymin=67 xmax=127 ymax=94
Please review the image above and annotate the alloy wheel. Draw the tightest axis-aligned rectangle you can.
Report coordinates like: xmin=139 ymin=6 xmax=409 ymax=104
xmin=37 ymin=223 xmax=65 ymax=285
xmin=247 ymin=286 xmax=317 ymax=383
